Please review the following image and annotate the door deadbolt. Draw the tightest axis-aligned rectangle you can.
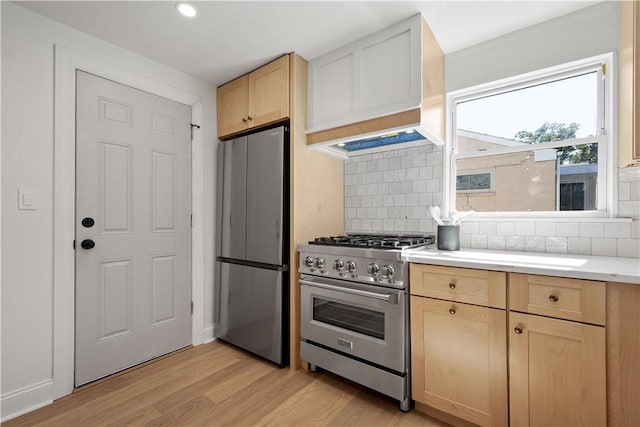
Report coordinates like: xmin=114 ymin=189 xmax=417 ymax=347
xmin=81 ymin=217 xmax=95 ymax=228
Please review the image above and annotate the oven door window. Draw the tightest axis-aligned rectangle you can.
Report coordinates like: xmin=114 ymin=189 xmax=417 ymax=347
xmin=313 ymin=298 xmax=384 ymax=340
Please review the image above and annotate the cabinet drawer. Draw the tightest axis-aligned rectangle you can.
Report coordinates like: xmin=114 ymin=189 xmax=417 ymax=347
xmin=410 ymin=264 xmax=506 ymax=309
xmin=509 ymin=273 xmax=605 ymax=325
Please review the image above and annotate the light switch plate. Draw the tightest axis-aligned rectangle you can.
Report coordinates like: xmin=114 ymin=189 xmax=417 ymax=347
xmin=18 ymin=188 xmax=36 ymax=210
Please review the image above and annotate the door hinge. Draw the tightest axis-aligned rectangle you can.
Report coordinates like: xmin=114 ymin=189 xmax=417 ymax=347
xmin=191 ymin=301 xmax=194 ymax=315
xmin=190 ymin=123 xmax=201 ymax=141
xmin=191 ymin=213 xmax=194 ymax=228
xmin=601 ymin=63 xmax=606 ymax=76
xmin=73 ymin=240 xmax=76 ymax=250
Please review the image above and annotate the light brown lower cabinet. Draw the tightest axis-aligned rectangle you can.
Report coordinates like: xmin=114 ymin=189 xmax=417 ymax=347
xmin=411 ymin=295 xmax=508 ymax=427
xmin=508 ymin=312 xmax=606 ymax=427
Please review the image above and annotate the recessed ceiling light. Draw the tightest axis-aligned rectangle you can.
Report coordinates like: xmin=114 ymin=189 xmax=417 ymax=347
xmin=176 ymin=3 xmax=197 ymax=18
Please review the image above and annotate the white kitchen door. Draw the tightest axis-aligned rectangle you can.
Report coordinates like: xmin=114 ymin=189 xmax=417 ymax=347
xmin=74 ymin=71 xmax=192 ymax=386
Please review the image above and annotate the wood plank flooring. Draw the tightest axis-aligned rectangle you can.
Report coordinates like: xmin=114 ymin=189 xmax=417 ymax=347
xmin=5 ymin=341 xmax=450 ymax=427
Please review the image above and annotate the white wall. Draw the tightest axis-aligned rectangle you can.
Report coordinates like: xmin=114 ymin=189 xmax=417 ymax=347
xmin=1 ymin=2 xmax=216 ymax=420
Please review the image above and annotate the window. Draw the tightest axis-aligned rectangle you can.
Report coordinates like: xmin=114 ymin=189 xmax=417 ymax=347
xmin=447 ymin=55 xmax=613 ymax=216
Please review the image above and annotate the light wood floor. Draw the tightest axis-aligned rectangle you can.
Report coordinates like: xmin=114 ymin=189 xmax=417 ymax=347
xmin=5 ymin=341 xmax=450 ymax=426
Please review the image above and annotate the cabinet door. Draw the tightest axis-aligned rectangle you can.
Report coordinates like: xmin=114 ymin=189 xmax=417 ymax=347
xmin=217 ymin=75 xmax=249 ymax=138
xmin=619 ymin=0 xmax=640 ymax=166
xmin=411 ymin=296 xmax=507 ymax=427
xmin=509 ymin=312 xmax=606 ymax=427
xmin=248 ymin=55 xmax=289 ymax=129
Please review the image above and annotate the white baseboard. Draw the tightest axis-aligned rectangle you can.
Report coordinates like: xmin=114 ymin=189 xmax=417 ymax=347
xmin=1 ymin=379 xmax=53 ymax=422
xmin=203 ymin=324 xmax=216 ymax=344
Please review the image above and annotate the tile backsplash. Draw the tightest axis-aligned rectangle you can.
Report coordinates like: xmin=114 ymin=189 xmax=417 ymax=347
xmin=344 ymin=145 xmax=640 ymax=258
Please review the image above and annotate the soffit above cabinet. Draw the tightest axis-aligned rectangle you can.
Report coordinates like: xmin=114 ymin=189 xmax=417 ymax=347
xmin=305 ymin=13 xmax=445 ymax=158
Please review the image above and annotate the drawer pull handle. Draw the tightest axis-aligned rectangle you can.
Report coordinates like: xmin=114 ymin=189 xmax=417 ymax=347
xmin=449 ymin=308 xmax=456 ymax=315
xmin=514 ymin=327 xmax=523 ymax=334
xmin=449 ymin=282 xmax=456 ymax=289
xmin=549 ymin=294 xmax=559 ymax=302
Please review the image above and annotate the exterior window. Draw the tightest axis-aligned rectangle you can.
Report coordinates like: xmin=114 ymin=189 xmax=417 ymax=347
xmin=456 ymin=171 xmax=493 ymax=193
xmin=448 ymin=56 xmax=611 ymax=215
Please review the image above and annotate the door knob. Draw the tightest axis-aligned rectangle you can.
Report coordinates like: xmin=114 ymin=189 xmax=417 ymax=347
xmin=81 ymin=217 xmax=95 ymax=228
xmin=80 ymin=239 xmax=95 ymax=249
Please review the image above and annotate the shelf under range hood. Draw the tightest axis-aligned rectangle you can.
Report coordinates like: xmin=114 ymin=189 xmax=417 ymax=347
xmin=307 ymin=119 xmax=443 ymax=158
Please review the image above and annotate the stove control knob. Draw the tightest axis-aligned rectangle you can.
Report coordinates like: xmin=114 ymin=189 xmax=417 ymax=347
xmin=381 ymin=265 xmax=395 ymax=279
xmin=346 ymin=261 xmax=357 ymax=274
xmin=315 ymin=257 xmax=326 ymax=269
xmin=304 ymin=256 xmax=314 ymax=268
xmin=367 ymin=263 xmax=380 ymax=276
xmin=333 ymin=259 xmax=345 ymax=271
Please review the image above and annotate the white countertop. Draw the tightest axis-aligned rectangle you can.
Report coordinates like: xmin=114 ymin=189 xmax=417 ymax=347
xmin=403 ymin=248 xmax=640 ymax=284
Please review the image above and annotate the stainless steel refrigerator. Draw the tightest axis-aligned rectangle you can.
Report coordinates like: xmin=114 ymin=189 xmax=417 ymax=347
xmin=215 ymin=125 xmax=289 ymax=366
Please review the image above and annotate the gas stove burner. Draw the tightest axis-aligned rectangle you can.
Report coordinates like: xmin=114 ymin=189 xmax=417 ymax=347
xmin=310 ymin=234 xmax=434 ymax=249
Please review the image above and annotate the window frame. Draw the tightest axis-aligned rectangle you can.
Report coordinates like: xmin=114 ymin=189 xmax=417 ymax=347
xmin=444 ymin=53 xmax=617 ymax=219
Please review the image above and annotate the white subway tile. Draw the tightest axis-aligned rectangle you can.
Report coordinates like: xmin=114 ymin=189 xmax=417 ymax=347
xmin=591 ymin=238 xmax=617 ymax=257
xmin=371 ymin=219 xmax=383 ymax=231
xmin=367 ymin=184 xmax=378 ymax=195
xmin=632 ymin=220 xmax=640 ymax=239
xmin=579 ymin=222 xmax=604 ymax=237
xmin=377 ymin=183 xmax=389 ymax=194
xmin=619 ymin=181 xmax=631 ymax=201
xmin=419 ymin=219 xmax=433 ymax=232
xmin=568 ymin=237 xmax=592 ymax=255
xmin=373 ymin=153 xmax=384 ymax=160
xmin=350 ymin=219 xmax=362 ymax=231
xmin=401 ymin=155 xmax=413 ymax=168
xmin=372 ymin=195 xmax=383 ymax=207
xmin=412 ymin=180 xmax=426 ymax=193
xmin=419 ymin=193 xmax=433 ymax=206
xmin=604 ymin=222 xmax=632 ymax=238
xmin=545 ymin=237 xmax=568 ymax=254
xmin=478 ymin=222 xmax=497 ymax=235
xmin=367 ymin=160 xmax=377 ymax=172
xmin=433 ymin=165 xmax=443 ymax=178
xmin=619 ymin=201 xmax=640 ymax=219
xmin=410 ymin=206 xmax=427 ymax=218
xmin=419 ymin=167 xmax=433 ymax=179
xmin=389 ymin=207 xmax=400 ymax=218
xmin=395 ymin=169 xmax=406 ymax=182
xmin=407 ymin=193 xmax=419 ymax=206
xmin=525 ymin=236 xmax=546 ymax=252
xmin=535 ymin=222 xmax=556 ymax=236
xmin=506 ymin=236 xmax=525 ymax=251
xmin=630 ymin=181 xmax=640 ymax=200
xmin=488 ymin=235 xmax=506 ymax=250
xmin=406 ymin=167 xmax=419 ymax=180
xmin=384 ymin=219 xmax=394 ymax=231
xmin=427 ymin=152 xmax=441 ymax=166
xmin=414 ymin=153 xmax=427 ymax=167
xmin=459 ymin=233 xmax=471 ymax=248
xmin=356 ymin=185 xmax=367 ymax=196
xmin=556 ymin=222 xmax=579 ymax=237
xmin=389 ymin=157 xmax=401 ymax=169
xmin=394 ymin=219 xmax=407 ymax=231
xmin=383 ymin=170 xmax=394 ymax=183
xmin=378 ymin=207 xmax=388 ymax=219
xmin=367 ymin=207 xmax=377 ymax=218
xmin=394 ymin=194 xmax=407 ymax=206
xmin=515 ymin=222 xmax=535 ymax=236
xmin=377 ymin=158 xmax=389 ymax=170
xmin=617 ymin=239 xmax=640 ymax=258
xmin=471 ymin=235 xmax=488 ymax=249
xmin=361 ymin=219 xmax=372 ymax=231
xmin=407 ymin=219 xmax=420 ymax=232
xmin=352 ymin=173 xmax=362 ymax=185
xmin=362 ymin=196 xmax=372 ymax=207
xmin=383 ymin=195 xmax=394 ymax=207
xmin=357 ymin=207 xmax=367 ymax=218
xmin=389 ymin=182 xmax=401 ymax=193
xmin=497 ymin=222 xmax=515 ymax=236
xmin=462 ymin=221 xmax=479 ymax=234
xmin=351 ymin=196 xmax=362 ymax=208
xmin=357 ymin=162 xmax=367 ymax=173
xmin=346 ymin=208 xmax=357 ymax=219
xmin=401 ymin=181 xmax=413 ymax=193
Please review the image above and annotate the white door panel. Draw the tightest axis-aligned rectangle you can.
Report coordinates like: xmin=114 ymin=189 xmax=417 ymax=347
xmin=75 ymin=71 xmax=191 ymax=386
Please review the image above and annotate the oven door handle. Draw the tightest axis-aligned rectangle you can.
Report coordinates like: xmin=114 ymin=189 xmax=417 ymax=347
xmin=299 ymin=279 xmax=399 ymax=304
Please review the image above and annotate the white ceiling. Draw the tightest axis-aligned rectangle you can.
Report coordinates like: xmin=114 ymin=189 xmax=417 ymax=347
xmin=14 ymin=1 xmax=601 ymax=86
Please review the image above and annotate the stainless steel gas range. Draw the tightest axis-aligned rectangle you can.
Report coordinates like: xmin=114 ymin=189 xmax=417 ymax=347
xmin=298 ymin=234 xmax=435 ymax=412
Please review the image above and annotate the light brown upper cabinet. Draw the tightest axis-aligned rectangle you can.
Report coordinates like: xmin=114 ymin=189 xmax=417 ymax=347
xmin=620 ymin=0 xmax=640 ymax=167
xmin=217 ymin=55 xmax=290 ymax=139
xmin=306 ymin=14 xmax=444 ymax=147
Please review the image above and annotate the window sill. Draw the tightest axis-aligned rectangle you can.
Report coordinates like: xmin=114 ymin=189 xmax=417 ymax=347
xmin=458 ymin=212 xmax=633 ymax=223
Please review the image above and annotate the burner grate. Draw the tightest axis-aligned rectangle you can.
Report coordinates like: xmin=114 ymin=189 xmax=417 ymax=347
xmin=310 ymin=234 xmax=434 ymax=249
